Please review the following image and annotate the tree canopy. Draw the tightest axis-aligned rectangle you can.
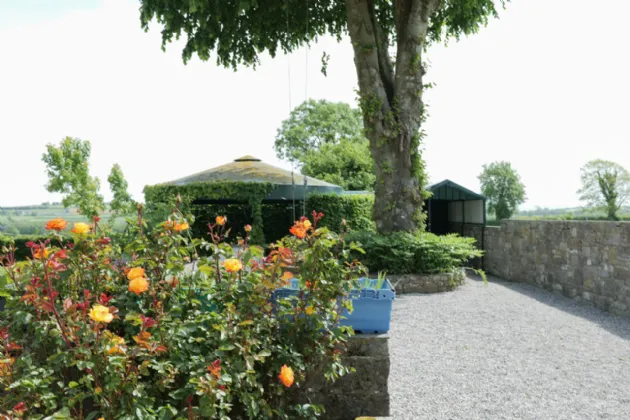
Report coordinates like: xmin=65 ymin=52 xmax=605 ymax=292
xmin=274 ymin=99 xmax=374 ymax=190
xmin=139 ymin=0 xmax=509 ymax=233
xmin=42 ymin=137 xmax=105 ymax=219
xmin=302 ymin=138 xmax=375 ymax=191
xmin=274 ymin=99 xmax=364 ymax=163
xmin=108 ymin=163 xmax=136 ymax=218
xmin=478 ymin=161 xmax=526 ymax=220
xmin=577 ymin=160 xmax=630 ymax=220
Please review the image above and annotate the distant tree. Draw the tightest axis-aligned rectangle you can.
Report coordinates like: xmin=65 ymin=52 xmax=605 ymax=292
xmin=577 ymin=160 xmax=630 ymax=220
xmin=108 ymin=164 xmax=135 ymax=218
xmin=274 ymin=99 xmax=375 ymax=190
xmin=478 ymin=161 xmax=526 ymax=220
xmin=301 ymin=138 xmax=375 ymax=191
xmin=42 ymin=137 xmax=105 ymax=219
xmin=274 ymin=99 xmax=365 ymax=164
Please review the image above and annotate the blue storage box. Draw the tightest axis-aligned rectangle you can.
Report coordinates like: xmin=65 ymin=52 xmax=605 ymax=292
xmin=272 ymin=277 xmax=395 ymax=334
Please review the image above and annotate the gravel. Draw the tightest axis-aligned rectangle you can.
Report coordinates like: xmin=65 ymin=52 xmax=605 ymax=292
xmin=389 ymin=275 xmax=630 ymax=420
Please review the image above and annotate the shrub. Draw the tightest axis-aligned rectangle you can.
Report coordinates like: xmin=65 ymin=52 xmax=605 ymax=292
xmin=0 ymin=210 xmax=364 ymax=418
xmin=346 ymin=230 xmax=483 ymax=274
xmin=306 ymin=194 xmax=374 ymax=233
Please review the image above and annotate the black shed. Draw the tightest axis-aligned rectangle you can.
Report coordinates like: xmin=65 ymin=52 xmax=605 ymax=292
xmin=427 ymin=179 xmax=486 ymax=236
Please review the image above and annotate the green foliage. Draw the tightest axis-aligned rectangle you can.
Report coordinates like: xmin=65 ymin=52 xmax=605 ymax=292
xmin=478 ymin=161 xmax=526 ymax=220
xmin=107 ymin=164 xmax=136 ymax=220
xmin=0 ymin=209 xmax=365 ymax=418
xmin=139 ymin=0 xmax=508 ymax=68
xmin=302 ymin=138 xmax=375 ymax=191
xmin=306 ymin=194 xmax=374 ymax=233
xmin=42 ymin=137 xmax=105 ymax=219
xmin=144 ymin=182 xmax=275 ymax=244
xmin=346 ymin=230 xmax=483 ymax=275
xmin=577 ymin=160 xmax=630 ymax=221
xmin=274 ymin=99 xmax=365 ymax=163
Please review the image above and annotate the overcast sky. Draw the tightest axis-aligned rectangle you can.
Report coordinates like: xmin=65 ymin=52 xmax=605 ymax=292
xmin=0 ymin=0 xmax=628 ymax=209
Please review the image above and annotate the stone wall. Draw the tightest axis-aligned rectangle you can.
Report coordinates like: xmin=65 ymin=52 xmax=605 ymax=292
xmin=483 ymin=220 xmax=630 ymax=315
xmin=388 ymin=269 xmax=466 ymax=294
xmin=297 ymin=334 xmax=390 ymax=419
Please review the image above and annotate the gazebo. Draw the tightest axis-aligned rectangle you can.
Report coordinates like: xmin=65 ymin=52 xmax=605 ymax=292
xmin=144 ymin=156 xmax=343 ymax=243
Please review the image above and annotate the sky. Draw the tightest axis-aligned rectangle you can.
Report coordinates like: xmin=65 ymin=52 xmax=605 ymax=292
xmin=0 ymin=0 xmax=628 ymax=210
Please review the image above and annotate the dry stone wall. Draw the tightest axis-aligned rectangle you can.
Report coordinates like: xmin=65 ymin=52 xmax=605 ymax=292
xmin=483 ymin=220 xmax=630 ymax=315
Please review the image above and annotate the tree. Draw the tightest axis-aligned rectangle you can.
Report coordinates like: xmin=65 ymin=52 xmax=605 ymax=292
xmin=478 ymin=161 xmax=526 ymax=220
xmin=577 ymin=160 xmax=630 ymax=220
xmin=42 ymin=137 xmax=105 ymax=218
xmin=108 ymin=163 xmax=136 ymax=218
xmin=274 ymin=99 xmax=374 ymax=190
xmin=274 ymin=99 xmax=364 ymax=164
xmin=302 ymin=138 xmax=375 ymax=190
xmin=139 ymin=0 xmax=508 ymax=233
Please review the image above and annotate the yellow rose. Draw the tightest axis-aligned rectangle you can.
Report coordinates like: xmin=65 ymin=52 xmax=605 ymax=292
xmin=33 ymin=247 xmax=50 ymax=259
xmin=126 ymin=267 xmax=146 ymax=280
xmin=216 ymin=216 xmax=227 ymax=226
xmin=223 ymin=258 xmax=243 ymax=273
xmin=305 ymin=306 xmax=314 ymax=315
xmin=128 ymin=277 xmax=149 ymax=295
xmin=89 ymin=304 xmax=113 ymax=323
xmin=71 ymin=222 xmax=91 ymax=234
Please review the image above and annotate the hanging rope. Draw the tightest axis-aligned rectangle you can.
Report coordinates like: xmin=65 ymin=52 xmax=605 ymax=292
xmin=304 ymin=0 xmax=309 ymax=101
xmin=286 ymin=0 xmax=292 ymax=113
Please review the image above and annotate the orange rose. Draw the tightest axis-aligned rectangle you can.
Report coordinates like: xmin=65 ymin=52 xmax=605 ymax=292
xmin=45 ymin=218 xmax=68 ymax=231
xmin=278 ymin=364 xmax=294 ymax=388
xmin=174 ymin=222 xmax=189 ymax=232
xmin=128 ymin=277 xmax=149 ymax=295
xmin=216 ymin=216 xmax=227 ymax=226
xmin=223 ymin=258 xmax=243 ymax=273
xmin=71 ymin=222 xmax=91 ymax=234
xmin=289 ymin=219 xmax=311 ymax=239
xmin=126 ymin=267 xmax=146 ymax=280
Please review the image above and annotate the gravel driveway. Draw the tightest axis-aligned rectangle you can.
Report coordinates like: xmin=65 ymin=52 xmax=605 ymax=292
xmin=389 ymin=275 xmax=630 ymax=420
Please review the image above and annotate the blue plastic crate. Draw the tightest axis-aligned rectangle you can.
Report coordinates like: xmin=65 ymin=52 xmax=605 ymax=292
xmin=272 ymin=277 xmax=395 ymax=334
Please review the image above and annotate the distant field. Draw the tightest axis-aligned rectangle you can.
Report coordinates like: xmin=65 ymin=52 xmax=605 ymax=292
xmin=0 ymin=205 xmax=126 ymax=236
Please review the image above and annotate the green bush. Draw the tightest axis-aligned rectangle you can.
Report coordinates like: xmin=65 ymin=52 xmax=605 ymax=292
xmin=306 ymin=194 xmax=374 ymax=233
xmin=346 ymin=230 xmax=483 ymax=274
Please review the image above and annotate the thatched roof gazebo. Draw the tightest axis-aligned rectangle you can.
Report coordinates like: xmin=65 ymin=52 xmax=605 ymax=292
xmin=144 ymin=156 xmax=343 ymax=243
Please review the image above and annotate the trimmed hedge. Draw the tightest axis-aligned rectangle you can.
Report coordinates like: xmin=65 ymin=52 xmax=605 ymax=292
xmin=346 ymin=230 xmax=483 ymax=274
xmin=0 ymin=235 xmax=64 ymax=261
xmin=306 ymin=193 xmax=374 ymax=233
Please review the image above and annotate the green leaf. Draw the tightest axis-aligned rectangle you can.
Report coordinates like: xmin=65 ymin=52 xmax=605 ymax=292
xmin=43 ymin=407 xmax=72 ymax=420
xmin=68 ymin=381 xmax=79 ymax=389
xmin=219 ymin=344 xmax=235 ymax=351
xmin=238 ymin=320 xmax=254 ymax=326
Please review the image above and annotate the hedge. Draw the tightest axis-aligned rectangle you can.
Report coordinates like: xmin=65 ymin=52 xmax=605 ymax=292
xmin=305 ymin=193 xmax=374 ymax=233
xmin=345 ymin=230 xmax=483 ymax=274
xmin=0 ymin=235 xmax=64 ymax=261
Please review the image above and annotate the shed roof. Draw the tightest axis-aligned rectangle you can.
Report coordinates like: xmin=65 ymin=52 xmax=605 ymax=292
xmin=428 ymin=179 xmax=485 ymax=201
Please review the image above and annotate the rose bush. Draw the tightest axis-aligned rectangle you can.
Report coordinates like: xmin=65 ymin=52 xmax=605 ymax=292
xmin=0 ymin=205 xmax=365 ymax=419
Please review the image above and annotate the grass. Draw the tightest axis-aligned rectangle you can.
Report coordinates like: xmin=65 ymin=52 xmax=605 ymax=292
xmin=0 ymin=205 xmax=126 ymax=235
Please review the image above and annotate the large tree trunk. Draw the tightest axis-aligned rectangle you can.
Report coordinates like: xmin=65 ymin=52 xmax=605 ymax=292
xmin=345 ymin=0 xmax=437 ymax=233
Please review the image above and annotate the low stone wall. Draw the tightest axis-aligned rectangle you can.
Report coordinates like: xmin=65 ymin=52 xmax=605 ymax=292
xmin=484 ymin=220 xmax=630 ymax=315
xmin=388 ymin=268 xmax=466 ymax=294
xmin=296 ymin=334 xmax=390 ymax=419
